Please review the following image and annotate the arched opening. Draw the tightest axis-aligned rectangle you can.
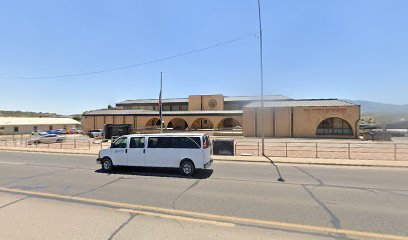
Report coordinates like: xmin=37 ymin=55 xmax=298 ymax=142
xmin=217 ymin=118 xmax=242 ymax=129
xmin=191 ymin=118 xmax=214 ymax=130
xmin=145 ymin=118 xmax=161 ymax=129
xmin=316 ymin=117 xmax=353 ymax=136
xmin=167 ymin=118 xmax=188 ymax=130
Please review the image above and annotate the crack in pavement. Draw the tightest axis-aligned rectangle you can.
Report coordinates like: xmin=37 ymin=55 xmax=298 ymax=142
xmin=0 ymin=168 xmax=75 ymax=188
xmin=172 ymin=180 xmax=201 ymax=209
xmin=73 ymin=177 xmax=124 ymax=197
xmin=171 ymin=179 xmax=201 ymax=228
xmin=294 ymin=167 xmax=377 ymax=194
xmin=0 ymin=196 xmax=30 ymax=209
xmin=294 ymin=166 xmax=324 ymax=185
xmin=302 ymin=185 xmax=350 ymax=240
xmin=107 ymin=213 xmax=138 ymax=240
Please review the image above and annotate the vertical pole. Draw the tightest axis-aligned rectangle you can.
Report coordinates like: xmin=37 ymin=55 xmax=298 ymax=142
xmin=257 ymin=0 xmax=265 ymax=156
xmin=160 ymin=72 xmax=163 ymax=134
xmin=257 ymin=142 xmax=260 ymax=156
xmin=88 ymin=140 xmax=91 ymax=150
xmin=285 ymin=142 xmax=288 ymax=157
xmin=348 ymin=143 xmax=351 ymax=159
xmin=60 ymin=141 xmax=62 ymax=149
xmin=315 ymin=142 xmax=318 ymax=158
xmin=394 ymin=143 xmax=397 ymax=160
xmin=74 ymin=139 xmax=76 ymax=149
xmin=101 ymin=141 xmax=103 ymax=149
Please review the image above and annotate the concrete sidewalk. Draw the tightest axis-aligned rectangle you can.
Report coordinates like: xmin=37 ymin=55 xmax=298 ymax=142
xmin=212 ymin=155 xmax=408 ymax=168
xmin=1 ymin=146 xmax=408 ymax=168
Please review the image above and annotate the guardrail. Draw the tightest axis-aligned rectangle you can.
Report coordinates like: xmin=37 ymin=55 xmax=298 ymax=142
xmin=234 ymin=141 xmax=408 ymax=161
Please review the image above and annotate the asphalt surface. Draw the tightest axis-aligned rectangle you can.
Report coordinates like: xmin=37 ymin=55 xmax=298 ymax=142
xmin=0 ymin=151 xmax=407 ymax=239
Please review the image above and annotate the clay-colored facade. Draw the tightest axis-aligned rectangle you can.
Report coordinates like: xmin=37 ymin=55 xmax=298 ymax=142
xmin=243 ymin=103 xmax=360 ymax=138
xmin=84 ymin=95 xmax=360 ymax=138
xmin=83 ymin=114 xmax=242 ymax=132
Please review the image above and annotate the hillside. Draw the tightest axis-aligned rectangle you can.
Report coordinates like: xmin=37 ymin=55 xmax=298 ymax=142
xmin=0 ymin=110 xmax=61 ymax=118
xmin=345 ymin=100 xmax=408 ymax=124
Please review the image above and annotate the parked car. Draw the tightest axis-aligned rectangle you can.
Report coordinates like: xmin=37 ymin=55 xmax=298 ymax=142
xmin=72 ymin=128 xmax=83 ymax=134
xmin=31 ymin=130 xmax=48 ymax=136
xmin=57 ymin=129 xmax=67 ymax=134
xmin=97 ymin=133 xmax=212 ymax=176
xmin=88 ymin=129 xmax=103 ymax=138
xmin=69 ymin=128 xmax=83 ymax=134
xmin=28 ymin=134 xmax=65 ymax=145
xmin=47 ymin=130 xmax=61 ymax=135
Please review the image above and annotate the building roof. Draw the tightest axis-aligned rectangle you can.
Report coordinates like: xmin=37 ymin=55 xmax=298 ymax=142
xmin=116 ymin=95 xmax=290 ymax=105
xmin=83 ymin=109 xmax=243 ymax=116
xmin=117 ymin=98 xmax=188 ymax=105
xmin=0 ymin=117 xmax=81 ymax=126
xmin=244 ymin=99 xmax=357 ymax=108
xmin=224 ymin=95 xmax=290 ymax=102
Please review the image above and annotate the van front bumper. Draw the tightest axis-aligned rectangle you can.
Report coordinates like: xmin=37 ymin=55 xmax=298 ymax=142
xmin=204 ymin=159 xmax=213 ymax=169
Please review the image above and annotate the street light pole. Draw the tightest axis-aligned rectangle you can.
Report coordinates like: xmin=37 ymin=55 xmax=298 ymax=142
xmin=257 ymin=0 xmax=265 ymax=156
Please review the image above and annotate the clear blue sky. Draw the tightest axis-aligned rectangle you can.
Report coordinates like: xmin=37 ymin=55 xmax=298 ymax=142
xmin=0 ymin=0 xmax=407 ymax=115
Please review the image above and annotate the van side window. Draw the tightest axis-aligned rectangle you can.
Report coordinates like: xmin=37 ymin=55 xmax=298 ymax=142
xmin=130 ymin=137 xmax=144 ymax=148
xmin=171 ymin=137 xmax=200 ymax=149
xmin=148 ymin=137 xmax=171 ymax=148
xmin=111 ymin=137 xmax=127 ymax=148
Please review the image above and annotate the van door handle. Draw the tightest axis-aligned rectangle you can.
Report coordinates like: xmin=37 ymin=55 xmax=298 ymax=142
xmin=143 ymin=149 xmax=145 ymax=154
xmin=125 ymin=149 xmax=128 ymax=153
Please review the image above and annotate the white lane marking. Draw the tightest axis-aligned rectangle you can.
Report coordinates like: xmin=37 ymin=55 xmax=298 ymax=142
xmin=0 ymin=161 xmax=25 ymax=165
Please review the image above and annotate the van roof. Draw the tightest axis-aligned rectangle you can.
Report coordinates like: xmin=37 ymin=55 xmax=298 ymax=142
xmin=122 ymin=133 xmax=208 ymax=137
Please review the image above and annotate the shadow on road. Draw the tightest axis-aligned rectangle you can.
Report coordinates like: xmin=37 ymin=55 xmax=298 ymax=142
xmin=95 ymin=167 xmax=213 ymax=179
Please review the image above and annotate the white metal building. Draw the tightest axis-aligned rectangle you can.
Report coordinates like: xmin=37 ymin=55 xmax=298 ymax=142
xmin=0 ymin=117 xmax=81 ymax=135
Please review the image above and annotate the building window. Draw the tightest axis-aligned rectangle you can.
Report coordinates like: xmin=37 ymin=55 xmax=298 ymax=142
xmin=316 ymin=118 xmax=353 ymax=136
xmin=33 ymin=126 xmax=38 ymax=131
xmin=49 ymin=125 xmax=53 ymax=130
xmin=163 ymin=105 xmax=170 ymax=111
xmin=14 ymin=127 xmax=19 ymax=132
xmin=180 ymin=104 xmax=188 ymax=111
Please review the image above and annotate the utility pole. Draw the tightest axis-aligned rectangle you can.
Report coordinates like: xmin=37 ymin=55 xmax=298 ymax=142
xmin=159 ymin=72 xmax=163 ymax=133
xmin=257 ymin=0 xmax=265 ymax=156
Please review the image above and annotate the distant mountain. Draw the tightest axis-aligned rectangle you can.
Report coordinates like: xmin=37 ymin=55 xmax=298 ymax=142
xmin=345 ymin=100 xmax=408 ymax=113
xmin=344 ymin=100 xmax=408 ymax=124
xmin=0 ymin=110 xmax=61 ymax=118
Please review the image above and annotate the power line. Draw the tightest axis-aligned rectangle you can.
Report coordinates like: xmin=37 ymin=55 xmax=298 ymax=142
xmin=1 ymin=32 xmax=258 ymax=80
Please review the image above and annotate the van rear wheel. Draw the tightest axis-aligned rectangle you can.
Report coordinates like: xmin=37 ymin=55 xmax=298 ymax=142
xmin=102 ymin=158 xmax=113 ymax=172
xmin=180 ymin=160 xmax=195 ymax=177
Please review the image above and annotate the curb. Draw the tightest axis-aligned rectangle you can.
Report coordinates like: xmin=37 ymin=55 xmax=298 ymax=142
xmin=213 ymin=158 xmax=408 ymax=168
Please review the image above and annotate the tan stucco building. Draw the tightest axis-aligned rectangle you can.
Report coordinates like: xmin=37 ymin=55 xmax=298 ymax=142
xmin=243 ymin=100 xmax=360 ymax=138
xmin=0 ymin=117 xmax=81 ymax=135
xmin=83 ymin=95 xmax=360 ymax=138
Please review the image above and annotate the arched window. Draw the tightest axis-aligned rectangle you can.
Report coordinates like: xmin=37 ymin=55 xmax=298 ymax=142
xmin=316 ymin=118 xmax=353 ymax=136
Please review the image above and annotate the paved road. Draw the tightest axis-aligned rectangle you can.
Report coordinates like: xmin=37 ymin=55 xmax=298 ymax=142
xmin=0 ymin=151 xmax=407 ymax=239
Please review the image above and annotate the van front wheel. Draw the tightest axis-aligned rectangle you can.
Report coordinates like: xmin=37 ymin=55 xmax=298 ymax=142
xmin=180 ymin=160 xmax=195 ymax=177
xmin=102 ymin=158 xmax=113 ymax=172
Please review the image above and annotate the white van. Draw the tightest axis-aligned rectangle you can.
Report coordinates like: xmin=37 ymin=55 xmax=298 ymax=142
xmin=97 ymin=133 xmax=212 ymax=176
